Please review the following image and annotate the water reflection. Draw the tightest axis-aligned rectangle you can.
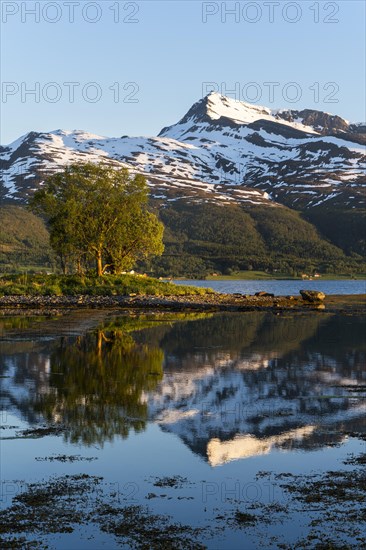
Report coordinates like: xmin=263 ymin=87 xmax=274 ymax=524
xmin=1 ymin=317 xmax=164 ymax=445
xmin=38 ymin=329 xmax=164 ymax=445
xmin=148 ymin=313 xmax=366 ymax=464
xmin=1 ymin=312 xmax=365 ymax=462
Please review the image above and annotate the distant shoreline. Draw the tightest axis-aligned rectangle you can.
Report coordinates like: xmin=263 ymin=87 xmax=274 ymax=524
xmin=176 ymin=275 xmax=366 ymax=282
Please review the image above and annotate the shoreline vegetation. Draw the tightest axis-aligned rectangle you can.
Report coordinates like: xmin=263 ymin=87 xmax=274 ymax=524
xmin=0 ymin=273 xmax=211 ymax=298
xmin=0 ymin=273 xmax=365 ymax=315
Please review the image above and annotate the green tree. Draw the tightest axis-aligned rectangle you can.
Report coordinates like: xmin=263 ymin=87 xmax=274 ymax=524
xmin=30 ymin=163 xmax=164 ymax=276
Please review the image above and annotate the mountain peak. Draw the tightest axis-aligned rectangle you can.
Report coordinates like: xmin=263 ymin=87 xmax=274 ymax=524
xmin=159 ymin=92 xmax=273 ymax=134
xmin=158 ymin=93 xmax=363 ymax=141
xmin=204 ymin=92 xmax=272 ymax=123
xmin=158 ymin=92 xmax=319 ymax=139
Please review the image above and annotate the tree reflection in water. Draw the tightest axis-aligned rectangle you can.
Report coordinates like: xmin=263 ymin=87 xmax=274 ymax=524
xmin=34 ymin=319 xmax=164 ymax=446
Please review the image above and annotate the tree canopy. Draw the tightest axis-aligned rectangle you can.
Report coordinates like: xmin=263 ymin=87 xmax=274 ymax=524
xmin=30 ymin=163 xmax=164 ymax=275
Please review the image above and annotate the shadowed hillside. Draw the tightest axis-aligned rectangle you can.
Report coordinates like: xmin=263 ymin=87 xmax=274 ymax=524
xmin=0 ymin=205 xmax=54 ymax=271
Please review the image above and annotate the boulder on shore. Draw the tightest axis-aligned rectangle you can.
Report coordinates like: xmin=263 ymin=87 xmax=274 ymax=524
xmin=255 ymin=291 xmax=274 ymax=298
xmin=300 ymin=290 xmax=326 ymax=303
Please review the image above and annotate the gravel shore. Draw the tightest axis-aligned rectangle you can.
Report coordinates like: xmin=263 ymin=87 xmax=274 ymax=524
xmin=0 ymin=293 xmax=365 ymax=315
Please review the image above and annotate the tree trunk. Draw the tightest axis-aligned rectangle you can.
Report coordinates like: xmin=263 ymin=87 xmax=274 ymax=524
xmin=96 ymin=250 xmax=103 ymax=277
xmin=77 ymin=257 xmax=82 ymax=275
xmin=60 ymin=254 xmax=67 ymax=275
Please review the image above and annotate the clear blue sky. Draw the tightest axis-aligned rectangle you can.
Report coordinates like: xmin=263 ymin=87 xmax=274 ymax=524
xmin=1 ymin=0 xmax=365 ymax=144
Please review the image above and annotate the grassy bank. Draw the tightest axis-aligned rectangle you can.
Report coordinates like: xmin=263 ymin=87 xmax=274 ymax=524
xmin=0 ymin=273 xmax=213 ymax=297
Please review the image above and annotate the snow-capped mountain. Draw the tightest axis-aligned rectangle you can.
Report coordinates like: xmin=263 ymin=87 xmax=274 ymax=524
xmin=1 ymin=92 xmax=365 ymax=209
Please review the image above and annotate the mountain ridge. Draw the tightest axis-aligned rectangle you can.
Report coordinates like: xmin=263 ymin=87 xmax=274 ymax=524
xmin=1 ymin=92 xmax=365 ymax=210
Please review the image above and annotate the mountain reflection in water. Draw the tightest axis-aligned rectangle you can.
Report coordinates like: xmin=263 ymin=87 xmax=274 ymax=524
xmin=1 ymin=312 xmax=365 ymax=464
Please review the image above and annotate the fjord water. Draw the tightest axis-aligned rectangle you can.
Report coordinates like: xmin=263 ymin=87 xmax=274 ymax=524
xmin=174 ymin=278 xmax=366 ymax=295
xmin=1 ymin=311 xmax=365 ymax=548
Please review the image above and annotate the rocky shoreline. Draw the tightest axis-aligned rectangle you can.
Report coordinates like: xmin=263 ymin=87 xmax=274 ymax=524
xmin=0 ymin=292 xmax=365 ymax=316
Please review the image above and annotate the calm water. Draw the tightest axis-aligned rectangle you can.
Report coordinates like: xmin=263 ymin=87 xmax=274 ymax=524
xmin=174 ymin=278 xmax=366 ymax=295
xmin=1 ymin=311 xmax=365 ymax=548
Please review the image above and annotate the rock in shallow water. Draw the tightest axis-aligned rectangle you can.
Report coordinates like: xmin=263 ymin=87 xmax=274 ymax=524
xmin=300 ymin=290 xmax=326 ymax=302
